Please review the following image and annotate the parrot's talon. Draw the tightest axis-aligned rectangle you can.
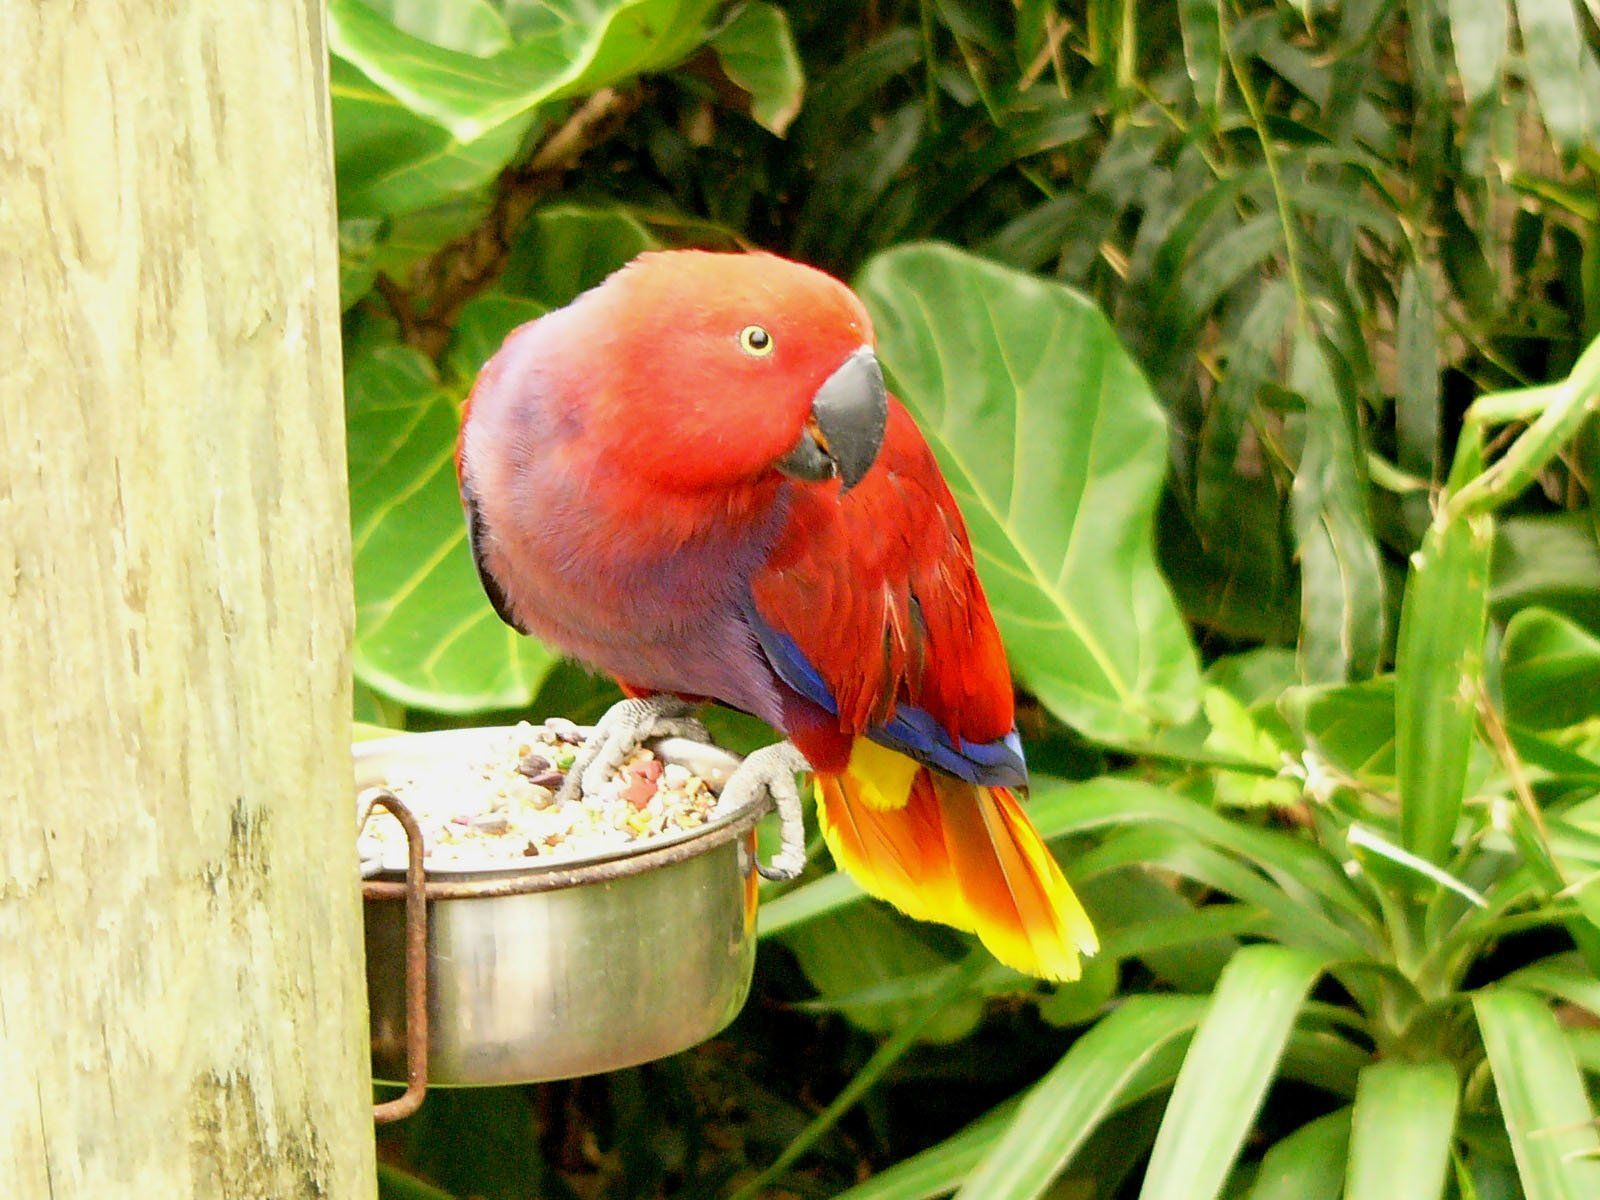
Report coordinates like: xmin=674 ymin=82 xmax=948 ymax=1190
xmin=719 ymin=741 xmax=811 ymax=881
xmin=556 ymin=695 xmax=701 ymax=805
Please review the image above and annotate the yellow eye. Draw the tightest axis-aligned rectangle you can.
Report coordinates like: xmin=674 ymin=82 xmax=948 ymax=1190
xmin=738 ymin=325 xmax=775 ymax=357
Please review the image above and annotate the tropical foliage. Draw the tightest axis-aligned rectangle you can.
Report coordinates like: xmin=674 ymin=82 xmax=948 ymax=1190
xmin=342 ymin=1 xmax=1600 ymax=1197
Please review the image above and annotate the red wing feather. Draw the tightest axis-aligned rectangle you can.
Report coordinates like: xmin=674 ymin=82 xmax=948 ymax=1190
xmin=751 ymin=398 xmax=1014 ymax=751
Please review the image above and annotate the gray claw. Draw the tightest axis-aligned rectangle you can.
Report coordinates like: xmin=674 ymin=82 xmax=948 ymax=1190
xmin=554 ymin=695 xmax=701 ymax=805
xmin=719 ymin=741 xmax=811 ymax=880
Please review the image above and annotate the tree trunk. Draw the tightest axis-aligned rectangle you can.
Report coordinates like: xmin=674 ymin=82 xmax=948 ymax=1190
xmin=0 ymin=2 xmax=376 ymax=1195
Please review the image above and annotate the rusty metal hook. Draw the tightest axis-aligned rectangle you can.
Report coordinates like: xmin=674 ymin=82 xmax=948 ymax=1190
xmin=358 ymin=787 xmax=429 ymax=1123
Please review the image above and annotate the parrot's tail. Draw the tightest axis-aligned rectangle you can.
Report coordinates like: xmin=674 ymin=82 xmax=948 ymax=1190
xmin=813 ymin=753 xmax=1097 ymax=981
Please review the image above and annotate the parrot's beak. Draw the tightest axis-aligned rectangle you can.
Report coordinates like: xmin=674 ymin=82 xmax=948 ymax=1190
xmin=776 ymin=347 xmax=888 ymax=494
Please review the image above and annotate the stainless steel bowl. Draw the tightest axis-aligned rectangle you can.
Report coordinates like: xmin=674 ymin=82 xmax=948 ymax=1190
xmin=357 ymin=726 xmax=761 ymax=1087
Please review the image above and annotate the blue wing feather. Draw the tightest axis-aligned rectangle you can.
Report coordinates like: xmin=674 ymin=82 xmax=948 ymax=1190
xmin=744 ymin=602 xmax=1027 ymax=789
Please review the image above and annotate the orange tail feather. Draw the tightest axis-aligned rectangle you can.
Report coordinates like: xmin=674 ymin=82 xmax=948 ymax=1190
xmin=815 ymin=767 xmax=1097 ymax=981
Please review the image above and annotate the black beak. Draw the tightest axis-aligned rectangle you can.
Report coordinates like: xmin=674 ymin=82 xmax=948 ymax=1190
xmin=775 ymin=347 xmax=888 ymax=493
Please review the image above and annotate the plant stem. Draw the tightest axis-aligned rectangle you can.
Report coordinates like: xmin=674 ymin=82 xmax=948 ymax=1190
xmin=1223 ymin=0 xmax=1310 ymax=325
xmin=1446 ymin=333 xmax=1600 ymax=518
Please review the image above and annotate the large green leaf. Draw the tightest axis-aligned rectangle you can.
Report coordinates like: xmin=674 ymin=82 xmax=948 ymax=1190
xmin=361 ymin=0 xmax=513 ymax=55
xmin=329 ymin=0 xmax=717 ymax=142
xmin=346 ymin=343 xmax=556 ymax=710
xmin=1137 ymin=945 xmax=1324 ymax=1200
xmin=1474 ymin=988 xmax=1600 ymax=1200
xmin=331 ymin=56 xmax=537 ymax=220
xmin=1344 ymin=1061 xmax=1459 ymax=1200
xmin=855 ymin=243 xmax=1200 ymax=742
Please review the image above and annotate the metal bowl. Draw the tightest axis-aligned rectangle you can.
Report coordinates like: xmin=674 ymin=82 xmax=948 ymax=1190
xmin=357 ymin=726 xmax=761 ymax=1087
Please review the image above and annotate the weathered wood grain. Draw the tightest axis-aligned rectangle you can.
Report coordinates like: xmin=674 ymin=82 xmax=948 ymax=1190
xmin=0 ymin=1 xmax=375 ymax=1194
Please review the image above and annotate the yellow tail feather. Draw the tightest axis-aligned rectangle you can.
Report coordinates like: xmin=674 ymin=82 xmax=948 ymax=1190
xmin=814 ymin=746 xmax=1097 ymax=982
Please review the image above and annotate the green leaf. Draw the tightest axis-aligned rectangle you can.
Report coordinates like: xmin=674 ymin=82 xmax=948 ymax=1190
xmin=445 ymin=202 xmax=661 ymax=383
xmin=1029 ymin=777 xmax=1376 ymax=934
xmin=1137 ymin=946 xmax=1324 ymax=1200
xmin=1503 ymin=954 xmax=1600 ymax=1020
xmin=353 ymin=679 xmax=405 ymax=729
xmin=712 ymin=1 xmax=805 ymax=135
xmin=1079 ymin=868 xmax=1247 ymax=992
xmin=1201 ymin=688 xmax=1302 ymax=809
xmin=781 ymin=905 xmax=985 ymax=1042
xmin=1289 ymin=334 xmax=1385 ymax=683
xmin=1074 ymin=827 xmax=1362 ymax=959
xmin=855 ymin=243 xmax=1200 ymax=742
xmin=500 ymin=204 xmax=659 ymax=307
xmin=1502 ymin=607 xmax=1600 ymax=730
xmin=1346 ymin=824 xmax=1489 ymax=908
xmin=1474 ymin=988 xmax=1600 ymax=1200
xmin=347 ymin=343 xmax=555 ymax=710
xmin=339 ymin=196 xmax=491 ymax=312
xmin=1345 ymin=1061 xmax=1460 ymax=1200
xmin=1396 ymin=510 xmax=1493 ymax=863
xmin=1492 ymin=513 xmax=1600 ymax=635
xmin=1447 ymin=0 xmax=1510 ymax=104
xmin=832 ymin=1101 xmax=1022 ymax=1200
xmin=1245 ymin=1110 xmax=1351 ymax=1200
xmin=442 ymin=292 xmax=549 ymax=385
xmin=1195 ymin=281 xmax=1294 ymax=536
xmin=1585 ymin=211 xmax=1600 ymax=343
xmin=361 ymin=0 xmax=512 ymax=56
xmin=1178 ymin=0 xmax=1223 ymax=109
xmin=953 ymin=997 xmax=1209 ymax=1199
xmin=758 ymin=869 xmax=862 ymax=936
xmin=329 ymin=0 xmax=718 ymax=142
xmin=1034 ymin=951 xmax=1121 ymax=1027
xmin=1279 ymin=1027 xmax=1369 ymax=1097
xmin=331 ymin=56 xmax=537 ymax=219
xmin=1397 ymin=263 xmax=1441 ymax=479
xmin=1282 ymin=676 xmax=1397 ymax=787
xmin=1513 ymin=0 xmax=1589 ymax=153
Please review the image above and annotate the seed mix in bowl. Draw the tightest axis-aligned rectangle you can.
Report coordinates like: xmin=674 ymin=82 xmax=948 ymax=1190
xmin=358 ymin=720 xmax=732 ymax=871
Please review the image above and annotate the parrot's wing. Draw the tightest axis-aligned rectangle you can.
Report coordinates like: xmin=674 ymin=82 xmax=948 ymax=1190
xmin=459 ymin=468 xmax=529 ymax=636
xmin=747 ymin=399 xmax=1025 ymax=788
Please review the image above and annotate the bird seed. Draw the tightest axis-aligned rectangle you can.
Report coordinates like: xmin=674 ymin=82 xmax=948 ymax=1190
xmin=358 ymin=721 xmax=729 ymax=872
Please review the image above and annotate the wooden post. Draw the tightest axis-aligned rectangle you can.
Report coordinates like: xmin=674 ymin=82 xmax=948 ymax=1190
xmin=0 ymin=2 xmax=377 ymax=1196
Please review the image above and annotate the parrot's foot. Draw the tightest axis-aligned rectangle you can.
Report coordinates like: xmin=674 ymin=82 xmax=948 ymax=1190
xmin=556 ymin=695 xmax=708 ymax=805
xmin=721 ymin=741 xmax=811 ymax=881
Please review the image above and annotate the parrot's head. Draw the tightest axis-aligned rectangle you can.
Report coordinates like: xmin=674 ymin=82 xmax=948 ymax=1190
xmin=556 ymin=249 xmax=889 ymax=496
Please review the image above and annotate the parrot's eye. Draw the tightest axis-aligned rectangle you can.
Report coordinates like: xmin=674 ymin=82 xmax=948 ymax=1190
xmin=738 ymin=325 xmax=775 ymax=357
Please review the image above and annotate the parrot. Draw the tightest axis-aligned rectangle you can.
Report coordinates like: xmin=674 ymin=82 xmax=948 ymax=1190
xmin=456 ymin=249 xmax=1097 ymax=980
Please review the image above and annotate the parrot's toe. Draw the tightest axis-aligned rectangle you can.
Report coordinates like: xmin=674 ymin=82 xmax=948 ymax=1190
xmin=555 ymin=695 xmax=702 ymax=805
xmin=719 ymin=741 xmax=812 ymax=880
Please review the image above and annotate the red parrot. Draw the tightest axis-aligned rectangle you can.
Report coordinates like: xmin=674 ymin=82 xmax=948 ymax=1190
xmin=457 ymin=249 xmax=1096 ymax=980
